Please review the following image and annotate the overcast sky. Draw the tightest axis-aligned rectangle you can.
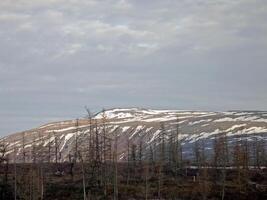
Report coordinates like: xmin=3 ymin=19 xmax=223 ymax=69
xmin=0 ymin=0 xmax=267 ymax=136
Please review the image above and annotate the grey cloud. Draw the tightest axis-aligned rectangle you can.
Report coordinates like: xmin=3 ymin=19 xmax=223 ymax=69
xmin=0 ymin=0 xmax=267 ymax=135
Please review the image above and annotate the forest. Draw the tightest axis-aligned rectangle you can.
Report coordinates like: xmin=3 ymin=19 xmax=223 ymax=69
xmin=0 ymin=114 xmax=266 ymax=200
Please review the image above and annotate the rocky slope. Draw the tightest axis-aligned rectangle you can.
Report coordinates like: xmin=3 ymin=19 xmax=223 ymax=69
xmin=1 ymin=108 xmax=267 ymax=162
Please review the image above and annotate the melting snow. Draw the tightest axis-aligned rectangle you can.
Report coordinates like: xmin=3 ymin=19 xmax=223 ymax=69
xmin=43 ymin=136 xmax=55 ymax=147
xmin=225 ymin=124 xmax=247 ymax=132
xmin=121 ymin=126 xmax=130 ymax=132
xmin=214 ymin=116 xmax=267 ymax=122
xmin=129 ymin=126 xmax=144 ymax=139
xmin=189 ymin=119 xmax=212 ymax=125
xmin=60 ymin=133 xmax=75 ymax=151
xmin=147 ymin=130 xmax=161 ymax=144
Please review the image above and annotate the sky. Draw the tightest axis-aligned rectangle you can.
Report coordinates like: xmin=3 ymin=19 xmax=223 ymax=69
xmin=0 ymin=0 xmax=267 ymax=136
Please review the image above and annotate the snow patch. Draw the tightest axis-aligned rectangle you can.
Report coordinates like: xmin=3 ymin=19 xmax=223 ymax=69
xmin=129 ymin=126 xmax=144 ymax=139
xmin=147 ymin=130 xmax=161 ymax=144
xmin=60 ymin=133 xmax=75 ymax=151
xmin=121 ymin=126 xmax=130 ymax=132
xmin=225 ymin=124 xmax=247 ymax=132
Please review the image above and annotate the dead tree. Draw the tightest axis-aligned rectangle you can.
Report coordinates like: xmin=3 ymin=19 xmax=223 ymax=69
xmin=138 ymin=138 xmax=143 ymax=168
xmin=29 ymin=134 xmax=37 ymax=199
xmin=149 ymin=143 xmax=155 ymax=175
xmin=54 ymin=131 xmax=59 ymax=164
xmin=194 ymin=139 xmax=201 ymax=170
xmin=13 ymin=141 xmax=17 ymax=200
xmin=241 ymin=131 xmax=249 ymax=170
xmin=37 ymin=131 xmax=45 ymax=200
xmin=101 ymin=109 xmax=108 ymax=196
xmin=213 ymin=134 xmax=219 ymax=169
xmin=85 ymin=107 xmax=93 ymax=162
xmin=113 ymin=131 xmax=118 ymax=200
xmin=196 ymin=138 xmax=210 ymax=200
xmin=168 ymin=127 xmax=175 ymax=172
xmin=144 ymin=163 xmax=149 ymax=200
xmin=157 ymin=122 xmax=166 ymax=199
xmin=213 ymin=132 xmax=228 ymax=200
xmin=131 ymin=143 xmax=137 ymax=182
xmin=74 ymin=119 xmax=79 ymax=163
xmin=253 ymin=132 xmax=266 ymax=168
xmin=126 ymin=137 xmax=130 ymax=186
xmin=159 ymin=123 xmax=166 ymax=164
xmin=233 ymin=132 xmax=246 ymax=196
xmin=220 ymin=132 xmax=228 ymax=200
xmin=168 ymin=116 xmax=183 ymax=176
xmin=87 ymin=117 xmax=103 ymax=192
xmin=78 ymin=151 xmax=87 ymax=200
xmin=94 ymin=119 xmax=102 ymax=187
xmin=259 ymin=134 xmax=266 ymax=167
xmin=32 ymin=135 xmax=37 ymax=164
xmin=175 ymin=116 xmax=183 ymax=169
xmin=0 ymin=140 xmax=10 ymax=200
xmin=22 ymin=132 xmax=26 ymax=163
xmin=0 ymin=140 xmax=8 ymax=163
xmin=48 ymin=131 xmax=51 ymax=163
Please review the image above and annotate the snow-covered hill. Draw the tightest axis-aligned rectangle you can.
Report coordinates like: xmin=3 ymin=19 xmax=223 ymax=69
xmin=1 ymin=108 xmax=267 ymax=162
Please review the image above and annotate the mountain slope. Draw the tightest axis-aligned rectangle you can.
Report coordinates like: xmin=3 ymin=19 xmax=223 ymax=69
xmin=1 ymin=108 xmax=267 ymax=162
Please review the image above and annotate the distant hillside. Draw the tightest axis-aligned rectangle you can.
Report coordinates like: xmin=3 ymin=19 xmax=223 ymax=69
xmin=1 ymin=108 xmax=267 ymax=163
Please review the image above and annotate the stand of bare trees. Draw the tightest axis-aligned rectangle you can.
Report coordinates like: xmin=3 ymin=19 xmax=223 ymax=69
xmin=1 ymin=110 xmax=267 ymax=200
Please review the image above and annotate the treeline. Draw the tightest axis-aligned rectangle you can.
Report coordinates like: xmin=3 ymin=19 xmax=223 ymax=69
xmin=0 ymin=110 xmax=267 ymax=199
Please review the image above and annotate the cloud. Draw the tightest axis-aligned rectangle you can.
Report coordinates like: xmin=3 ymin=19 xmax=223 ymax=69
xmin=0 ymin=0 xmax=267 ymax=135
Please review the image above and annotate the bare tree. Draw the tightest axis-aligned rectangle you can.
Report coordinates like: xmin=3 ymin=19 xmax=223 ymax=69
xmin=131 ymin=143 xmax=137 ymax=182
xmin=0 ymin=140 xmax=8 ymax=163
xmin=144 ymin=163 xmax=149 ymax=200
xmin=126 ymin=137 xmax=130 ymax=186
xmin=175 ymin=116 xmax=183 ymax=169
xmin=157 ymin=122 xmax=166 ymax=199
xmin=13 ymin=141 xmax=17 ymax=200
xmin=101 ymin=109 xmax=108 ymax=196
xmin=78 ymin=151 xmax=87 ymax=200
xmin=85 ymin=107 xmax=93 ymax=162
xmin=194 ymin=139 xmax=201 ymax=170
xmin=138 ymin=138 xmax=143 ymax=167
xmin=0 ymin=140 xmax=10 ymax=200
xmin=74 ymin=119 xmax=79 ymax=163
xmin=22 ymin=132 xmax=26 ymax=163
xmin=213 ymin=132 xmax=228 ymax=200
xmin=159 ymin=123 xmax=166 ymax=163
xmin=48 ymin=131 xmax=51 ymax=163
xmin=113 ymin=130 xmax=118 ymax=200
xmin=54 ymin=131 xmax=59 ymax=164
xmin=233 ymin=134 xmax=244 ymax=195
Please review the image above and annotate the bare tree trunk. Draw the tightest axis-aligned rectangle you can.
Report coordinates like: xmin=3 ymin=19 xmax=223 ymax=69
xmin=54 ymin=132 xmax=58 ymax=164
xmin=40 ymin=167 xmax=44 ymax=200
xmin=48 ymin=132 xmax=51 ymax=163
xmin=113 ymin=132 xmax=118 ymax=200
xmin=74 ymin=119 xmax=79 ymax=163
xmin=160 ymin=123 xmax=166 ymax=164
xmin=157 ymin=164 xmax=161 ymax=200
xmin=221 ymin=132 xmax=228 ymax=200
xmin=102 ymin=109 xmax=108 ymax=197
xmin=127 ymin=138 xmax=130 ymax=186
xmin=176 ymin=116 xmax=182 ymax=171
xmin=79 ymin=151 xmax=87 ymax=200
xmin=139 ymin=139 xmax=143 ymax=179
xmin=22 ymin=132 xmax=26 ymax=163
xmin=14 ymin=145 xmax=17 ymax=200
xmin=194 ymin=139 xmax=201 ymax=170
xmin=145 ymin=164 xmax=149 ymax=200
xmin=85 ymin=107 xmax=93 ymax=161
